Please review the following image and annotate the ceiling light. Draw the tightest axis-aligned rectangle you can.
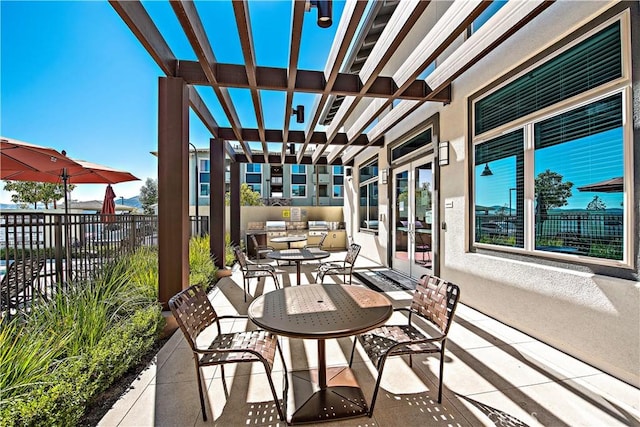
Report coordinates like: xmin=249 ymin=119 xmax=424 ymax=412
xmin=292 ymin=105 xmax=304 ymax=123
xmin=306 ymin=0 xmax=332 ymax=28
xmin=481 ymin=163 xmax=493 ymax=176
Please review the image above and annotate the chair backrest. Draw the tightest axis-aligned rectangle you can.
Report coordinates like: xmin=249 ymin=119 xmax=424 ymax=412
xmin=345 ymin=243 xmax=361 ymax=265
xmin=169 ymin=285 xmax=219 ymax=351
xmin=410 ymin=274 xmax=460 ymax=336
xmin=233 ymin=246 xmax=248 ymax=269
xmin=249 ymin=234 xmax=260 ymax=248
xmin=416 ymin=232 xmax=431 ymax=248
xmin=1 ymin=256 xmax=46 ymax=297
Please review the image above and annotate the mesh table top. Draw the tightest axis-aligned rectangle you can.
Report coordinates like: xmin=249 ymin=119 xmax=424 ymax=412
xmin=248 ymin=284 xmax=393 ymax=339
xmin=267 ymin=248 xmax=330 ymax=261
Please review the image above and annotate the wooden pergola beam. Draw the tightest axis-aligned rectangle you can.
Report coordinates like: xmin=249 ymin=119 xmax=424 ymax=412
xmin=341 ymin=0 xmax=552 ymax=165
xmin=327 ymin=0 xmax=492 ymax=164
xmin=175 ymin=61 xmax=431 ymax=100
xmin=233 ymin=1 xmax=268 ymax=155
xmin=312 ymin=0 xmax=433 ymax=164
xmin=281 ymin=0 xmax=306 ymax=162
xmin=218 ymin=127 xmax=375 ymax=146
xmin=171 ymin=0 xmax=253 ymax=162
xmin=297 ymin=0 xmax=367 ymax=163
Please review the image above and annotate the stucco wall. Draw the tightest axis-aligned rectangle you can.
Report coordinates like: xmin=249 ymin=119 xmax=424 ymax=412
xmin=349 ymin=1 xmax=640 ymax=387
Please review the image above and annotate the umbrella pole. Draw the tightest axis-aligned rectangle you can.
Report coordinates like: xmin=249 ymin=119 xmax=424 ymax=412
xmin=62 ymin=168 xmax=72 ymax=282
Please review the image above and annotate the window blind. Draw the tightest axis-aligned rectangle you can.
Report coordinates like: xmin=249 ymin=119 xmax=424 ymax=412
xmin=534 ymin=93 xmax=622 ymax=149
xmin=475 ymin=22 xmax=621 ymax=135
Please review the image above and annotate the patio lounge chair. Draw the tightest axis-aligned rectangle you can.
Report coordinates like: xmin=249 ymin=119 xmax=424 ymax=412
xmin=169 ymin=285 xmax=287 ymax=422
xmin=415 ymin=231 xmax=432 ymax=265
xmin=314 ymin=243 xmax=361 ymax=284
xmin=249 ymin=234 xmax=275 ymax=260
xmin=0 ymin=256 xmax=46 ymax=312
xmin=303 ymin=232 xmax=327 ymax=250
xmin=233 ymin=246 xmax=281 ymax=302
xmin=349 ymin=274 xmax=460 ymax=416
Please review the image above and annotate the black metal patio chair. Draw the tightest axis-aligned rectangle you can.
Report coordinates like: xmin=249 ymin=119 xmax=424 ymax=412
xmin=349 ymin=274 xmax=460 ymax=416
xmin=0 ymin=256 xmax=46 ymax=312
xmin=314 ymin=243 xmax=361 ymax=284
xmin=169 ymin=285 xmax=287 ymax=422
xmin=249 ymin=234 xmax=276 ymax=261
xmin=303 ymin=232 xmax=327 ymax=250
xmin=233 ymin=246 xmax=281 ymax=302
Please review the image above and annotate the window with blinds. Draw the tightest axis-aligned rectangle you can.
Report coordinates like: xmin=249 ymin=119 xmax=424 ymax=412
xmin=391 ymin=128 xmax=432 ymax=162
xmin=472 ymin=16 xmax=629 ymax=266
xmin=475 ymin=22 xmax=622 ymax=136
xmin=475 ymin=130 xmax=524 ymax=248
xmin=359 ymin=158 xmax=379 ymax=231
xmin=533 ymin=94 xmax=623 ymax=260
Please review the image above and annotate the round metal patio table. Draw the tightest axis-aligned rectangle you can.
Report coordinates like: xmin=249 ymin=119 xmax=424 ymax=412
xmin=270 ymin=235 xmax=308 ymax=249
xmin=267 ymin=248 xmax=329 ymax=286
xmin=248 ymin=284 xmax=393 ymax=424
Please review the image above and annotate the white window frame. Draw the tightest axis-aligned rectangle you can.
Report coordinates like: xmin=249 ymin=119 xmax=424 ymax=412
xmin=359 ymin=157 xmax=379 ymax=232
xmin=471 ymin=13 xmax=633 ymax=269
xmin=332 ymin=166 xmax=344 ymax=199
xmin=291 ymin=165 xmax=306 ymax=198
xmin=198 ymin=159 xmax=210 ymax=198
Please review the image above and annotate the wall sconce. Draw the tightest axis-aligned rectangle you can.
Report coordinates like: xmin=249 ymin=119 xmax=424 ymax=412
xmin=438 ymin=141 xmax=450 ymax=166
xmin=306 ymin=0 xmax=332 ymax=28
xmin=292 ymin=105 xmax=304 ymax=123
xmin=380 ymin=168 xmax=388 ymax=184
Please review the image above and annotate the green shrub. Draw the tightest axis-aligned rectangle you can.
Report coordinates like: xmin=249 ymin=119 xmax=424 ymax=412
xmin=189 ymin=234 xmax=217 ymax=288
xmin=0 ymin=237 xmax=216 ymax=426
xmin=0 ymin=307 xmax=163 ymax=427
xmin=225 ymin=233 xmax=236 ymax=267
xmin=0 ymin=247 xmax=164 ymax=427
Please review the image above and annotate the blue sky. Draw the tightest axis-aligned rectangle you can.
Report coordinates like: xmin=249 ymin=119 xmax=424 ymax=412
xmin=1 ymin=0 xmax=347 ymax=204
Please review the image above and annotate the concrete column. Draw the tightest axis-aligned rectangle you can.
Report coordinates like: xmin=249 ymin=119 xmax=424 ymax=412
xmin=210 ymin=138 xmax=225 ymax=269
xmin=158 ymin=77 xmax=189 ymax=308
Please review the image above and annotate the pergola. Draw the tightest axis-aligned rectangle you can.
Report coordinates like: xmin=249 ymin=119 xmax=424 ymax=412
xmin=109 ymin=0 xmax=552 ymax=306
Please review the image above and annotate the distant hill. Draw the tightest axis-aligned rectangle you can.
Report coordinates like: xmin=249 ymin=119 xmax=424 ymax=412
xmin=1 ymin=196 xmax=142 ymax=211
xmin=120 ymin=196 xmax=141 ymax=208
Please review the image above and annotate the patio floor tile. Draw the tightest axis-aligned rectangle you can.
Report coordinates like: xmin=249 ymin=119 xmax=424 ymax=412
xmin=99 ymin=254 xmax=640 ymax=426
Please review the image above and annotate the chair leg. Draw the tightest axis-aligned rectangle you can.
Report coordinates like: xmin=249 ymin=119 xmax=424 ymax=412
xmin=349 ymin=337 xmax=358 ymax=367
xmin=368 ymin=357 xmax=388 ymax=417
xmin=195 ymin=361 xmax=208 ymax=421
xmin=438 ymin=346 xmax=445 ymax=403
xmin=277 ymin=340 xmax=290 ymax=413
xmin=271 ymin=272 xmax=281 ymax=290
xmin=263 ymin=361 xmax=286 ymax=422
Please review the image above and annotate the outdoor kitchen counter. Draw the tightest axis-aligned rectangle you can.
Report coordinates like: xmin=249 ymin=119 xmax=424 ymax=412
xmin=245 ymin=229 xmax=346 ymax=251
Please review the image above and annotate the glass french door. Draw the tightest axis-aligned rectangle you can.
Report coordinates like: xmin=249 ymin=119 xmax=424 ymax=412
xmin=392 ymin=160 xmax=434 ymax=278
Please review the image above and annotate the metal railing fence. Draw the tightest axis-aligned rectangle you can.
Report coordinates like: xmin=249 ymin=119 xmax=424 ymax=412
xmin=1 ymin=212 xmax=158 ymax=318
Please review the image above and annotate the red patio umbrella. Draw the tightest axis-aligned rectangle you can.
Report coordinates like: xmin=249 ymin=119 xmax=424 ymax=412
xmin=2 ymin=137 xmax=139 ymax=280
xmin=1 ymin=137 xmax=81 ymax=182
xmin=63 ymin=160 xmax=139 ymax=185
xmin=577 ymin=177 xmax=623 ymax=193
xmin=101 ymin=184 xmax=117 ymax=223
